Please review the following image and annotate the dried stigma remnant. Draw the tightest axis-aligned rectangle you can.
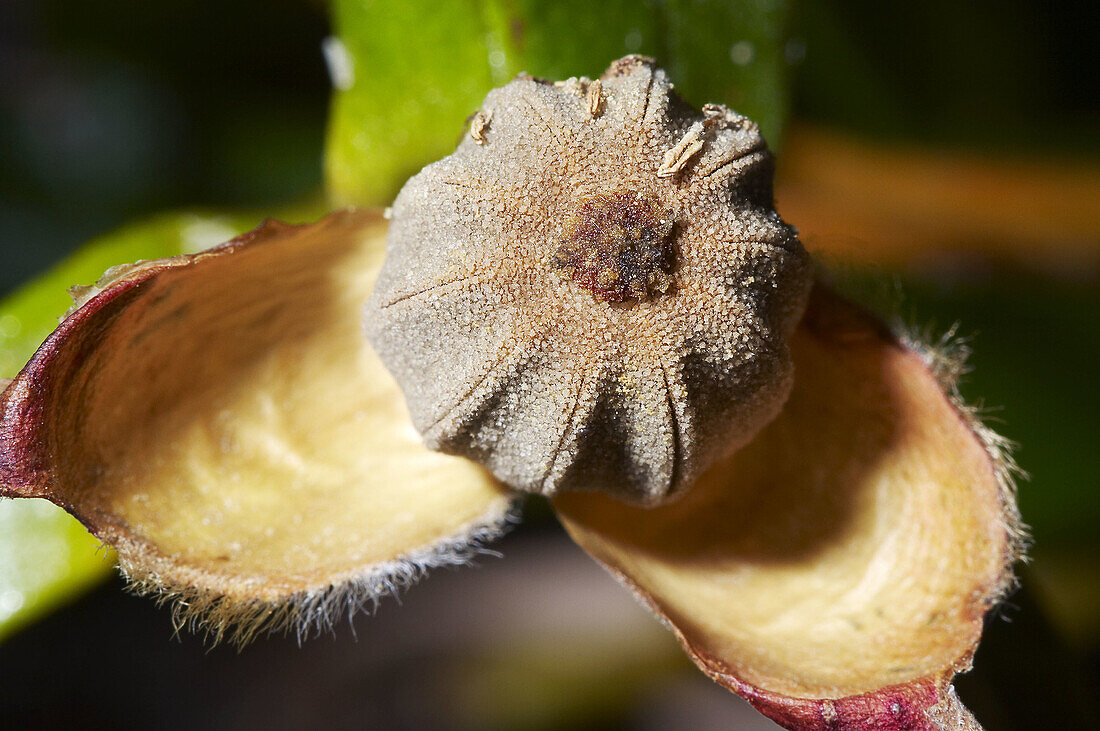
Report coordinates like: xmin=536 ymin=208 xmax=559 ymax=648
xmin=552 ymin=190 xmax=674 ymax=303
xmin=365 ymin=56 xmax=812 ymax=504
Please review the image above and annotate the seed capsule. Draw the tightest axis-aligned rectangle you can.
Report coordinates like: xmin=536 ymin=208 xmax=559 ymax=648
xmin=365 ymin=56 xmax=812 ymax=504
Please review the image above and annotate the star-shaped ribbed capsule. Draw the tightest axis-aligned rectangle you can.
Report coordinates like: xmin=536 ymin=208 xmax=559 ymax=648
xmin=0 ymin=50 xmax=1023 ymax=730
xmin=366 ymin=56 xmax=812 ymax=504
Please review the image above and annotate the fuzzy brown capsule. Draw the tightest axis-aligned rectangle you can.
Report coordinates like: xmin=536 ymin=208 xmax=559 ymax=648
xmin=365 ymin=56 xmax=812 ymax=504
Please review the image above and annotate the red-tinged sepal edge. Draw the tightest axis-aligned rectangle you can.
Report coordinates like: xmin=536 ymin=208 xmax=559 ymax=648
xmin=555 ymin=287 xmax=1024 ymax=731
xmin=0 ymin=208 xmax=1021 ymax=729
xmin=0 ymin=210 xmax=515 ymax=645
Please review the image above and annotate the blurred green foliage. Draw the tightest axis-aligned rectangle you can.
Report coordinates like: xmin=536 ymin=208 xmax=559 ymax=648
xmin=0 ymin=3 xmax=1096 ymax=720
xmin=792 ymin=0 xmax=1098 ymax=153
xmin=0 ymin=502 xmax=108 ymax=643
xmin=0 ymin=0 xmax=331 ymax=296
xmin=325 ymin=0 xmax=791 ymax=205
xmin=2 ymin=0 xmax=795 ymax=638
xmin=831 ymin=267 xmax=1099 ymax=551
xmin=903 ymin=279 xmax=1098 ymax=547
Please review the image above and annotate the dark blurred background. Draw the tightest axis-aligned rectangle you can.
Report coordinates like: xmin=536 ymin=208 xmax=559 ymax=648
xmin=0 ymin=1 xmax=1097 ymax=729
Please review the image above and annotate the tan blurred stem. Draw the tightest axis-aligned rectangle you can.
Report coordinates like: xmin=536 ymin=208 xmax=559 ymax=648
xmin=777 ymin=125 xmax=1100 ymax=273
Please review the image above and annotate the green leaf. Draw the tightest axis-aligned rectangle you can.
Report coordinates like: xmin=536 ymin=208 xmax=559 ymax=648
xmin=325 ymin=0 xmax=791 ymax=205
xmin=0 ymin=203 xmax=326 ymax=641
xmin=0 ymin=500 xmax=111 ymax=643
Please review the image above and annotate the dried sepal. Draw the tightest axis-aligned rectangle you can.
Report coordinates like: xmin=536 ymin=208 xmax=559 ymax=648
xmin=0 ymin=210 xmax=515 ymax=644
xmin=366 ymin=56 xmax=811 ymax=505
xmin=554 ymin=287 xmax=1022 ymax=730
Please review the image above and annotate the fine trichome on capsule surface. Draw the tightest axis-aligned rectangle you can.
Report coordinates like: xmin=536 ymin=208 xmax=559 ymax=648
xmin=365 ymin=56 xmax=812 ymax=505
